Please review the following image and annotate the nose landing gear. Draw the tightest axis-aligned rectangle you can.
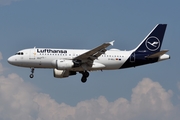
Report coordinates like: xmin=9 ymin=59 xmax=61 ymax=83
xmin=29 ymin=68 xmax=34 ymax=78
xmin=80 ymin=71 xmax=89 ymax=83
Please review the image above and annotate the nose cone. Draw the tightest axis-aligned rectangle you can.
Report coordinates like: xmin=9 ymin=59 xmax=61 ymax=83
xmin=8 ymin=56 xmax=14 ymax=65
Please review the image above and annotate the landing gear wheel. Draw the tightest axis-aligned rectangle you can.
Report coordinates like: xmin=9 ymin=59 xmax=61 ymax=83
xmin=29 ymin=68 xmax=35 ymax=78
xmin=80 ymin=71 xmax=89 ymax=83
xmin=81 ymin=76 xmax=87 ymax=83
xmin=84 ymin=71 xmax=89 ymax=77
xmin=29 ymin=74 xmax=34 ymax=78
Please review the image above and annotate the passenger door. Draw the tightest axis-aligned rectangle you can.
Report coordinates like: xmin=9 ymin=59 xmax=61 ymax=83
xmin=29 ymin=48 xmax=36 ymax=60
xmin=130 ymin=52 xmax=135 ymax=63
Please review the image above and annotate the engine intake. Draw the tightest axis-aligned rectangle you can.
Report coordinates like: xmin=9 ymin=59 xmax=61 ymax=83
xmin=53 ymin=69 xmax=76 ymax=78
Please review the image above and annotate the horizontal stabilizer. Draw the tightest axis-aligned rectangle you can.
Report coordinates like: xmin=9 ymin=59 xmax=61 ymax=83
xmin=145 ymin=50 xmax=169 ymax=58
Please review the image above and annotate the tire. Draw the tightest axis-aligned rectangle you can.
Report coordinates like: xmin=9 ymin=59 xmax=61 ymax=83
xmin=81 ymin=77 xmax=87 ymax=83
xmin=29 ymin=74 xmax=34 ymax=78
xmin=84 ymin=71 xmax=89 ymax=77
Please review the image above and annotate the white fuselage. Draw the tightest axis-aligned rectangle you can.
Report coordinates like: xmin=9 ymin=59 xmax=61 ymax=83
xmin=8 ymin=48 xmax=132 ymax=71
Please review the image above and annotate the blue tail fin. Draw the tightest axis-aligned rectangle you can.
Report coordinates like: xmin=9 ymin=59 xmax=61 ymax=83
xmin=134 ymin=24 xmax=167 ymax=53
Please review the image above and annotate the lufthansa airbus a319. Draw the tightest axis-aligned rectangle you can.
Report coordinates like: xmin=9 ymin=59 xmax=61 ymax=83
xmin=8 ymin=24 xmax=170 ymax=83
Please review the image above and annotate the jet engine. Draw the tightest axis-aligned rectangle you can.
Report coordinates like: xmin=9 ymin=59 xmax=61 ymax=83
xmin=52 ymin=59 xmax=74 ymax=70
xmin=53 ymin=68 xmax=76 ymax=78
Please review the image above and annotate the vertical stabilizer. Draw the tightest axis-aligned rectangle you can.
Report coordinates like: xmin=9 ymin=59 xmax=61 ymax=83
xmin=134 ymin=24 xmax=167 ymax=53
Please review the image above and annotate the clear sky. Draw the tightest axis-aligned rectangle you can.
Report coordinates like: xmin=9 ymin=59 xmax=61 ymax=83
xmin=0 ymin=0 xmax=180 ymax=120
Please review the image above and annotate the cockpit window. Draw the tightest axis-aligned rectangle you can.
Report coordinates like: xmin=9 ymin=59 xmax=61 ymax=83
xmin=15 ymin=52 xmax=24 ymax=55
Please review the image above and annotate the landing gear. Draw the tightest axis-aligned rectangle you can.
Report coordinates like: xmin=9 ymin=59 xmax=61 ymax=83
xmin=80 ymin=71 xmax=89 ymax=83
xmin=30 ymin=74 xmax=34 ymax=78
xmin=29 ymin=68 xmax=34 ymax=78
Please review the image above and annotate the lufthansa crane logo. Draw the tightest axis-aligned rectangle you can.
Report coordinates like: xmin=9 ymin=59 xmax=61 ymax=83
xmin=145 ymin=36 xmax=160 ymax=51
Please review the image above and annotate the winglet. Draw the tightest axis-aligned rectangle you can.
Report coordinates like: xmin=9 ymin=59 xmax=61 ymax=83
xmin=109 ymin=40 xmax=115 ymax=46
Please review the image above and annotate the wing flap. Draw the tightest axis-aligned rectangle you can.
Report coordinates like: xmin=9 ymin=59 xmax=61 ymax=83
xmin=145 ymin=50 xmax=169 ymax=58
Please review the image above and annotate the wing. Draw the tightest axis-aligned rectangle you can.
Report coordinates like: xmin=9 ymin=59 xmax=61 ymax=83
xmin=73 ymin=40 xmax=114 ymax=64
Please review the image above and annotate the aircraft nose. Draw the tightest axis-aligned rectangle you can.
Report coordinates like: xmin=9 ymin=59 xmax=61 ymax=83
xmin=7 ymin=56 xmax=14 ymax=64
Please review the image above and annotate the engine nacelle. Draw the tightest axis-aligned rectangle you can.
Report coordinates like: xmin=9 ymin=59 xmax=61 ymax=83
xmin=52 ymin=59 xmax=74 ymax=70
xmin=53 ymin=69 xmax=76 ymax=78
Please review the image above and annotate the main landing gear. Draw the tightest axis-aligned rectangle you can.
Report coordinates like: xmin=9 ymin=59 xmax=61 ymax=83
xmin=29 ymin=68 xmax=34 ymax=78
xmin=80 ymin=71 xmax=89 ymax=83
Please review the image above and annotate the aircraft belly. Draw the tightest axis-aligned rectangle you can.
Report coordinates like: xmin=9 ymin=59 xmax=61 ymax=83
xmin=94 ymin=60 xmax=121 ymax=70
xmin=19 ymin=58 xmax=53 ymax=68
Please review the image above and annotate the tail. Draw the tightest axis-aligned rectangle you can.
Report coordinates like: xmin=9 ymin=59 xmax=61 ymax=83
xmin=133 ymin=24 xmax=167 ymax=53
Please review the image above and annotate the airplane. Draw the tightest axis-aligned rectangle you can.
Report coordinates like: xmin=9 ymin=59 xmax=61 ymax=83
xmin=8 ymin=24 xmax=170 ymax=83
